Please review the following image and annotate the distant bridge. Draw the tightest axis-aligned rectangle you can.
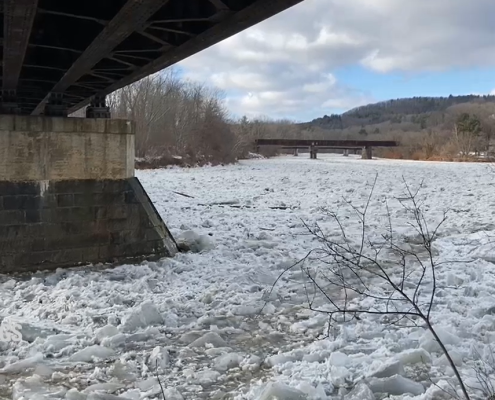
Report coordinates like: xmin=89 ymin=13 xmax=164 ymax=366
xmin=255 ymin=139 xmax=399 ymax=159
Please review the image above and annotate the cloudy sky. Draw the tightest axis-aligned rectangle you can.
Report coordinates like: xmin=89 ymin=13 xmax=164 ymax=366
xmin=178 ymin=0 xmax=495 ymax=121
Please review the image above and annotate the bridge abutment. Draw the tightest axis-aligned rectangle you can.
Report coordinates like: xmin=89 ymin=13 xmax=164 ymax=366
xmin=309 ymin=144 xmax=318 ymax=159
xmin=0 ymin=115 xmax=177 ymax=273
xmin=362 ymin=146 xmax=373 ymax=159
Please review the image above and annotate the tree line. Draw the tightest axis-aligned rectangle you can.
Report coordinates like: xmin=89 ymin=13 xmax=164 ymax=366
xmin=73 ymin=70 xmax=297 ymax=167
xmin=72 ymin=74 xmax=495 ymax=164
xmin=302 ymin=96 xmax=495 ymax=161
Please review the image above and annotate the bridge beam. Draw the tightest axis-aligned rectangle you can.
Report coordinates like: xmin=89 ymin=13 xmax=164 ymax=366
xmin=207 ymin=0 xmax=230 ymax=10
xmin=67 ymin=0 xmax=303 ymax=114
xmin=0 ymin=115 xmax=177 ymax=273
xmin=31 ymin=0 xmax=171 ymax=115
xmin=86 ymin=95 xmax=111 ymax=119
xmin=2 ymin=0 xmax=39 ymax=114
xmin=257 ymin=139 xmax=398 ymax=147
xmin=0 ymin=0 xmax=304 ymax=114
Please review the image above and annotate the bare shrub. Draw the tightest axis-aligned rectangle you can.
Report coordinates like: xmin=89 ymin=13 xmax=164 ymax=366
xmin=270 ymin=176 xmax=472 ymax=399
xmin=421 ymin=130 xmax=443 ymax=159
xmin=464 ymin=346 xmax=495 ymax=400
xmin=377 ymin=148 xmax=405 ymax=159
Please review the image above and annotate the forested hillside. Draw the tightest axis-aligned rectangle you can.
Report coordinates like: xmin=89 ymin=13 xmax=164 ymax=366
xmin=310 ymin=95 xmax=495 ymax=129
xmin=294 ymin=95 xmax=495 ymax=160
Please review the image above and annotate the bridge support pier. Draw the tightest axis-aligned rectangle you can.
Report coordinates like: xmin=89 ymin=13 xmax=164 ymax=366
xmin=0 ymin=115 xmax=177 ymax=273
xmin=310 ymin=145 xmax=318 ymax=159
xmin=362 ymin=146 xmax=373 ymax=159
xmin=293 ymin=148 xmax=299 ymax=156
xmin=343 ymin=149 xmax=349 ymax=157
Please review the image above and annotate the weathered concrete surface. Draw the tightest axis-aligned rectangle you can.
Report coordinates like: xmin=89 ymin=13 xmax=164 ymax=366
xmin=362 ymin=146 xmax=373 ymax=160
xmin=0 ymin=115 xmax=177 ymax=273
xmin=0 ymin=115 xmax=134 ymax=181
xmin=0 ymin=178 xmax=177 ymax=273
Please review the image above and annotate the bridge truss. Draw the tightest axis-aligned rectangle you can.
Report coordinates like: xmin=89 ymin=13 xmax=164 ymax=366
xmin=0 ymin=0 xmax=302 ymax=116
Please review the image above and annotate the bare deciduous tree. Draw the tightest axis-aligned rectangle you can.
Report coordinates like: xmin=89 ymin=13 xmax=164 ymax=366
xmin=108 ymin=69 xmax=238 ymax=166
xmin=420 ymin=130 xmax=442 ymax=159
xmin=453 ymin=122 xmax=481 ymax=160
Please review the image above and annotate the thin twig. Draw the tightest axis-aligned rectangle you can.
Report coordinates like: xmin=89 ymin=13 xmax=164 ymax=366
xmin=155 ymin=360 xmax=166 ymax=400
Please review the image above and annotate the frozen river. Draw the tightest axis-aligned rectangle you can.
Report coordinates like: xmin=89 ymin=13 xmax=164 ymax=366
xmin=2 ymin=154 xmax=495 ymax=400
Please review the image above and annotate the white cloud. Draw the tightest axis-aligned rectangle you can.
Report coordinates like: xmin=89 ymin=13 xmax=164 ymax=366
xmin=178 ymin=0 xmax=495 ymax=120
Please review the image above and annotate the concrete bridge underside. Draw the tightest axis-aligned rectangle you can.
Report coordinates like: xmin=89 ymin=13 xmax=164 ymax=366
xmin=0 ymin=0 xmax=303 ymax=273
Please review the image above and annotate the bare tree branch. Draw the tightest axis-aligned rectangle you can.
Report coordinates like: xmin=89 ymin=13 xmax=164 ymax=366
xmin=269 ymin=175 xmax=472 ymax=399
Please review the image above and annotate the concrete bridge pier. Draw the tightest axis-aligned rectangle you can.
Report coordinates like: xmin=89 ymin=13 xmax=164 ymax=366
xmin=0 ymin=115 xmax=177 ymax=273
xmin=343 ymin=149 xmax=349 ymax=157
xmin=362 ymin=146 xmax=373 ymax=159
xmin=310 ymin=144 xmax=318 ymax=159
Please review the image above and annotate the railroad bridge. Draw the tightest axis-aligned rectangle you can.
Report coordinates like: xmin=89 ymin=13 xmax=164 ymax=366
xmin=0 ymin=0 xmax=303 ymax=273
xmin=256 ymin=139 xmax=399 ymax=159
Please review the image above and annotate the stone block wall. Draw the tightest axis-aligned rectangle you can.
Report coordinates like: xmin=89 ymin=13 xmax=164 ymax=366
xmin=0 ymin=178 xmax=177 ymax=273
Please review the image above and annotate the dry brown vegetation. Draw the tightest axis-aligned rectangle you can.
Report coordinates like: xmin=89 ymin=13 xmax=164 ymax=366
xmin=107 ymin=70 xmax=237 ymax=168
xmin=73 ymin=77 xmax=495 ymax=165
xmin=308 ymin=98 xmax=495 ymax=162
xmin=74 ymin=70 xmax=300 ymax=167
xmin=239 ymin=96 xmax=495 ymax=163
